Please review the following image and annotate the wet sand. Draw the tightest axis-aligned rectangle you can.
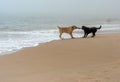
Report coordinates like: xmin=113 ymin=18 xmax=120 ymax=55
xmin=0 ymin=33 xmax=120 ymax=82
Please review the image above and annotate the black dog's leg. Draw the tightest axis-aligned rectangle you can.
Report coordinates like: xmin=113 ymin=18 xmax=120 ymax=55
xmin=83 ymin=33 xmax=86 ymax=38
xmin=83 ymin=33 xmax=88 ymax=38
xmin=85 ymin=33 xmax=88 ymax=38
xmin=91 ymin=32 xmax=96 ymax=37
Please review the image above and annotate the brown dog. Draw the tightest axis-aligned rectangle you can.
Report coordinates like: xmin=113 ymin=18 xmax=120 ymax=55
xmin=58 ymin=25 xmax=78 ymax=39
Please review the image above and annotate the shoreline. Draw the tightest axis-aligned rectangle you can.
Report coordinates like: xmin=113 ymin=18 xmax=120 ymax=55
xmin=0 ymin=27 xmax=120 ymax=55
xmin=0 ymin=32 xmax=119 ymax=56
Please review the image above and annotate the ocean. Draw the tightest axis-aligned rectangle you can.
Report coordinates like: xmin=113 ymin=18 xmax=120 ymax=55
xmin=0 ymin=16 xmax=120 ymax=55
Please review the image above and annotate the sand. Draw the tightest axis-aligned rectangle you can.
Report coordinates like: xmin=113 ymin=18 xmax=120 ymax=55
xmin=0 ymin=33 xmax=120 ymax=82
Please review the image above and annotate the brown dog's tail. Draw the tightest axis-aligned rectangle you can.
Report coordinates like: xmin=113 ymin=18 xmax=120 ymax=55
xmin=57 ymin=26 xmax=61 ymax=29
xmin=97 ymin=25 xmax=102 ymax=29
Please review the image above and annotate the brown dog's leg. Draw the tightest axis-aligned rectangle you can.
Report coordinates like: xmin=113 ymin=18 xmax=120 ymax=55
xmin=59 ymin=33 xmax=62 ymax=39
xmin=70 ymin=33 xmax=74 ymax=38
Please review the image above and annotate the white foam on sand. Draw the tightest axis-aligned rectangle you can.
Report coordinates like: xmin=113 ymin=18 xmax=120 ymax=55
xmin=0 ymin=23 xmax=120 ymax=55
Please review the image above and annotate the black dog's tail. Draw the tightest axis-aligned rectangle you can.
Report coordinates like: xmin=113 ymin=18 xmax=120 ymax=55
xmin=97 ymin=25 xmax=102 ymax=29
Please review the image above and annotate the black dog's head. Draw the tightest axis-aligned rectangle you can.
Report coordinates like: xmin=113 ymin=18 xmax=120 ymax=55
xmin=82 ymin=26 xmax=85 ymax=28
xmin=81 ymin=26 xmax=87 ymax=30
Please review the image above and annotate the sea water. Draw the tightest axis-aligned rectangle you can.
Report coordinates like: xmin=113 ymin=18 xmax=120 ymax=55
xmin=0 ymin=16 xmax=120 ymax=55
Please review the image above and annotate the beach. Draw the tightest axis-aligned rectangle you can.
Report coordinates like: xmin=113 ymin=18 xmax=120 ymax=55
xmin=0 ymin=16 xmax=120 ymax=54
xmin=0 ymin=33 xmax=120 ymax=82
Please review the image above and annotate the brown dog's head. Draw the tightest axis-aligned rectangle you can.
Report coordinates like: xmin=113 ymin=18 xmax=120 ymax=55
xmin=71 ymin=25 xmax=78 ymax=30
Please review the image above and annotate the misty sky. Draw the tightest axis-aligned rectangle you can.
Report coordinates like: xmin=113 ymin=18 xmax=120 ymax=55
xmin=0 ymin=0 xmax=120 ymax=19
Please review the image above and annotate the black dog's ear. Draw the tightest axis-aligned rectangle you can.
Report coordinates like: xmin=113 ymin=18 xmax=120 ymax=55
xmin=82 ymin=26 xmax=85 ymax=27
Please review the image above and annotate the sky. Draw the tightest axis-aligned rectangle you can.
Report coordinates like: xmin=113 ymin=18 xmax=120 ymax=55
xmin=0 ymin=0 xmax=120 ymax=19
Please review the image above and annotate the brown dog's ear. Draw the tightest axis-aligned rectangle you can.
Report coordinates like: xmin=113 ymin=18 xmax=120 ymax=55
xmin=71 ymin=25 xmax=76 ymax=28
xmin=57 ymin=26 xmax=60 ymax=28
xmin=72 ymin=25 xmax=76 ymax=27
xmin=71 ymin=26 xmax=76 ymax=30
xmin=71 ymin=26 xmax=74 ymax=29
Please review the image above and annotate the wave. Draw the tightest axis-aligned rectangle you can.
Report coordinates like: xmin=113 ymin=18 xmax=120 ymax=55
xmin=0 ymin=30 xmax=59 ymax=55
xmin=0 ymin=23 xmax=120 ymax=55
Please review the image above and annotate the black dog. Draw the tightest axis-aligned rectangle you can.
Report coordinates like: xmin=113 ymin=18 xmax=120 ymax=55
xmin=80 ymin=25 xmax=102 ymax=38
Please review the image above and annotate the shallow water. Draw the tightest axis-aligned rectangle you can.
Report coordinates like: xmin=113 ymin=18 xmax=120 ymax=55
xmin=0 ymin=16 xmax=120 ymax=55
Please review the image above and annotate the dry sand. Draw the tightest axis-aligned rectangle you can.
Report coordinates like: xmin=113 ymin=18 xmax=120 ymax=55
xmin=0 ymin=33 xmax=120 ymax=82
